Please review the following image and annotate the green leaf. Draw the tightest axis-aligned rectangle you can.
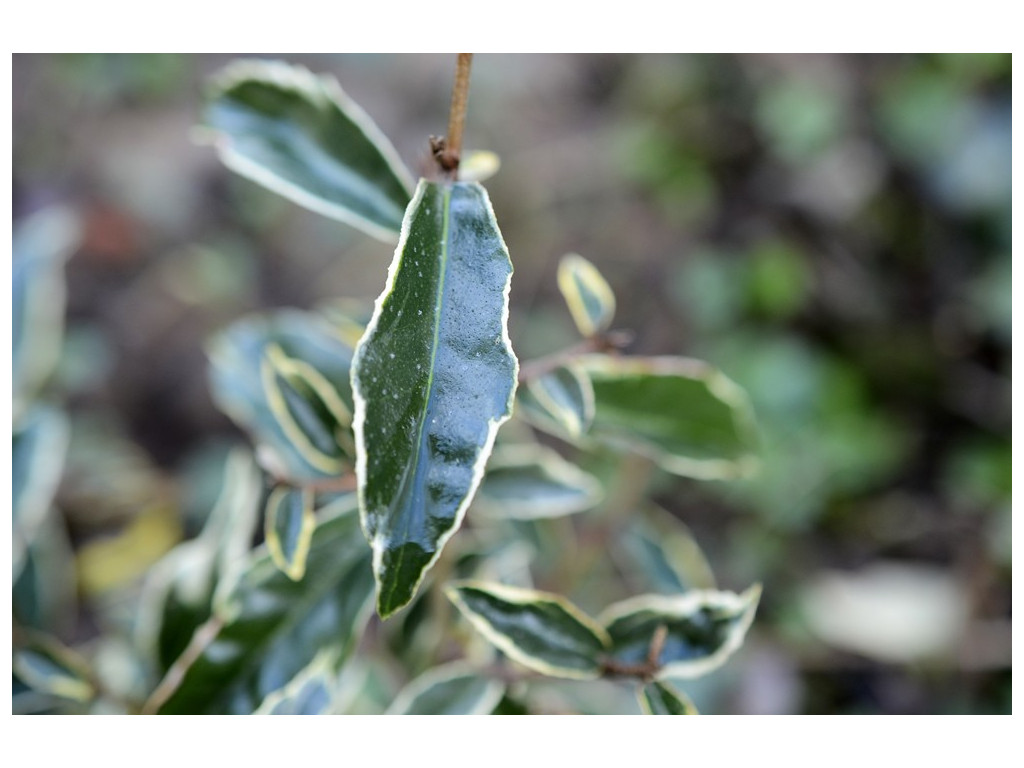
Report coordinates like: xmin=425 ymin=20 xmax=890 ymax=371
xmin=352 ymin=180 xmax=518 ymax=619
xmin=13 ymin=405 xmax=70 ymax=577
xmin=254 ymin=653 xmax=337 ymax=714
xmin=599 ymin=585 xmax=761 ymax=680
xmin=517 ymin=363 xmax=594 ymax=439
xmin=208 ymin=309 xmax=356 ymax=482
xmin=13 ymin=634 xmax=95 ymax=704
xmin=13 ymin=511 xmax=77 ymax=636
xmin=137 ymin=449 xmax=262 ymax=674
xmin=201 ymin=59 xmax=414 ymax=241
xmin=557 ymin=253 xmax=616 ymax=337
xmin=264 ymin=486 xmax=316 ymax=581
xmin=13 ymin=207 xmax=79 ymax=415
xmin=476 ymin=445 xmax=603 ymax=520
xmin=152 ymin=496 xmax=375 ymax=714
xmin=580 ymin=355 xmax=759 ymax=480
xmin=386 ymin=662 xmax=506 ymax=715
xmin=446 ymin=581 xmax=610 ymax=680
xmin=614 ymin=506 xmax=717 ymax=594
xmin=638 ymin=681 xmax=698 ymax=715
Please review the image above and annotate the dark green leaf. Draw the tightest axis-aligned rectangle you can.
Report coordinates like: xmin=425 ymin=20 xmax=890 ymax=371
xmin=264 ymin=486 xmax=315 ymax=581
xmin=581 ymin=355 xmax=759 ymax=480
xmin=353 ymin=180 xmax=518 ymax=619
xmin=557 ymin=253 xmax=616 ymax=337
xmin=13 ymin=634 xmax=94 ymax=703
xmin=153 ymin=496 xmax=374 ymax=714
xmin=13 ymin=207 xmax=79 ymax=414
xmin=476 ymin=445 xmax=603 ymax=519
xmin=207 ymin=309 xmax=356 ymax=482
xmin=638 ymin=681 xmax=698 ymax=715
xmin=446 ymin=581 xmax=609 ymax=679
xmin=201 ymin=60 xmax=414 ymax=241
xmin=600 ymin=585 xmax=761 ymax=679
xmin=13 ymin=405 xmax=69 ymax=577
xmin=386 ymin=662 xmax=505 ymax=715
xmin=517 ymin=363 xmax=594 ymax=438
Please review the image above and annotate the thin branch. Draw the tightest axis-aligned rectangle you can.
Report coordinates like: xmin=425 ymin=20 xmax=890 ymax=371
xmin=517 ymin=330 xmax=633 ymax=383
xmin=433 ymin=53 xmax=473 ymax=177
xmin=141 ymin=614 xmax=225 ymax=714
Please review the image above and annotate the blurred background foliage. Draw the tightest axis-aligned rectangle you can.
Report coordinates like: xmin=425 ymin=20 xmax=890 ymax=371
xmin=12 ymin=53 xmax=1011 ymax=714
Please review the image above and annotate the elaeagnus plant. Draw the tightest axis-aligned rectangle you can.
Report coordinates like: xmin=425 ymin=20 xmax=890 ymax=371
xmin=13 ymin=54 xmax=762 ymax=715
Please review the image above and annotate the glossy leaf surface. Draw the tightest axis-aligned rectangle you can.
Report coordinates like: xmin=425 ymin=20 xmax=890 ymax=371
xmin=208 ymin=309 xmax=356 ymax=482
xmin=154 ymin=497 xmax=374 ymax=714
xmin=558 ymin=253 xmax=616 ymax=337
xmin=264 ymin=486 xmax=315 ymax=581
xmin=638 ymin=681 xmax=698 ymax=715
xmin=386 ymin=662 xmax=505 ymax=715
xmin=600 ymin=585 xmax=761 ymax=679
xmin=581 ymin=355 xmax=759 ymax=480
xmin=476 ymin=445 xmax=603 ymax=519
xmin=446 ymin=581 xmax=609 ymax=679
xmin=353 ymin=180 xmax=517 ymax=619
xmin=254 ymin=655 xmax=337 ymax=714
xmin=517 ymin=364 xmax=594 ymax=438
xmin=202 ymin=60 xmax=414 ymax=241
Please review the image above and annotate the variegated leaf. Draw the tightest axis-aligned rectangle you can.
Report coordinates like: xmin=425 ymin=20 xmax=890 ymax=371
xmin=386 ymin=662 xmax=505 ymax=715
xmin=517 ymin=363 xmax=594 ymax=439
xmin=446 ymin=581 xmax=609 ymax=680
xmin=557 ymin=253 xmax=616 ymax=337
xmin=638 ymin=681 xmax=698 ymax=715
xmin=264 ymin=486 xmax=316 ymax=581
xmin=476 ymin=445 xmax=603 ymax=519
xmin=353 ymin=180 xmax=518 ymax=619
xmin=201 ymin=59 xmax=414 ymax=241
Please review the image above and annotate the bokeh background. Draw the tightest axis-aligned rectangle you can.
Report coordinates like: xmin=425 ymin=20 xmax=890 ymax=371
xmin=12 ymin=53 xmax=1012 ymax=713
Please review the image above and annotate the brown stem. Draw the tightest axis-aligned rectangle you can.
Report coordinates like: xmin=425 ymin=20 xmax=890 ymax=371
xmin=434 ymin=53 xmax=473 ymax=177
xmin=141 ymin=615 xmax=225 ymax=714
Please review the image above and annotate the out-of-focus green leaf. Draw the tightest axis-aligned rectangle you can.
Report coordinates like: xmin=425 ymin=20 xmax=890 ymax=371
xmin=13 ymin=206 xmax=80 ymax=416
xmin=152 ymin=496 xmax=374 ymax=714
xmin=352 ymin=180 xmax=517 ymax=619
xmin=599 ymin=585 xmax=761 ymax=680
xmin=137 ymin=450 xmax=262 ymax=673
xmin=580 ymin=355 xmax=759 ymax=480
xmin=264 ymin=486 xmax=315 ymax=581
xmin=13 ymin=512 xmax=76 ymax=636
xmin=446 ymin=581 xmax=609 ymax=680
xmin=615 ymin=507 xmax=716 ymax=594
xmin=476 ymin=445 xmax=603 ymax=520
xmin=13 ymin=405 xmax=70 ymax=577
xmin=386 ymin=662 xmax=506 ymax=715
xmin=13 ymin=634 xmax=95 ymax=704
xmin=517 ymin=363 xmax=594 ymax=439
xmin=201 ymin=59 xmax=414 ymax=241
xmin=207 ymin=309 xmax=356 ymax=483
xmin=638 ymin=681 xmax=698 ymax=715
xmin=254 ymin=653 xmax=337 ymax=714
xmin=557 ymin=253 xmax=616 ymax=337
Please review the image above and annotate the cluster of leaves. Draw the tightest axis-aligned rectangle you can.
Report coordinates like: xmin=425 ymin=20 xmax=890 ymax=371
xmin=13 ymin=58 xmax=762 ymax=715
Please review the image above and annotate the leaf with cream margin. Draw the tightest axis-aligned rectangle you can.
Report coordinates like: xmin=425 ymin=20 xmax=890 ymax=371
xmin=558 ymin=253 xmax=616 ymax=337
xmin=446 ymin=581 xmax=609 ymax=679
xmin=638 ymin=681 xmax=698 ymax=715
xmin=13 ymin=633 xmax=95 ymax=704
xmin=151 ymin=495 xmax=374 ymax=714
xmin=599 ymin=585 xmax=761 ymax=680
xmin=476 ymin=444 xmax=603 ymax=519
xmin=352 ymin=180 xmax=517 ymax=619
xmin=264 ymin=486 xmax=316 ymax=581
xmin=517 ymin=363 xmax=594 ymax=439
xmin=580 ymin=355 xmax=759 ymax=480
xmin=200 ymin=59 xmax=414 ymax=241
xmin=207 ymin=309 xmax=356 ymax=483
xmin=613 ymin=506 xmax=717 ymax=594
xmin=386 ymin=661 xmax=506 ymax=715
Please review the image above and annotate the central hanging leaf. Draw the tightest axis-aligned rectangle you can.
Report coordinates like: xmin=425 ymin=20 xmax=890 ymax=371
xmin=352 ymin=180 xmax=518 ymax=619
